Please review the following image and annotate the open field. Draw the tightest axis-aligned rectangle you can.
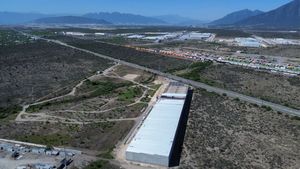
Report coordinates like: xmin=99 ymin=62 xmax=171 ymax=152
xmin=224 ymin=43 xmax=300 ymax=59
xmin=18 ymin=64 xmax=156 ymax=123
xmin=0 ymin=64 xmax=164 ymax=169
xmin=0 ymin=62 xmax=162 ymax=168
xmin=0 ymin=29 xmax=163 ymax=168
xmin=248 ymin=45 xmax=300 ymax=59
xmin=0 ymin=37 xmax=112 ymax=108
xmin=248 ymin=30 xmax=300 ymax=39
xmin=92 ymin=35 xmax=155 ymax=46
xmin=175 ymin=62 xmax=300 ymax=110
xmin=49 ymin=35 xmax=192 ymax=72
xmin=0 ymin=28 xmax=33 ymax=45
xmin=180 ymin=89 xmax=300 ymax=169
xmin=0 ymin=121 xmax=134 ymax=153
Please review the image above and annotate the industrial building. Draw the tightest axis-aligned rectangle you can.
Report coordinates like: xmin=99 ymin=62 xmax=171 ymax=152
xmin=235 ymin=37 xmax=261 ymax=47
xmin=64 ymin=32 xmax=86 ymax=36
xmin=180 ymin=32 xmax=212 ymax=40
xmin=127 ymin=34 xmax=145 ymax=39
xmin=126 ymin=82 xmax=193 ymax=167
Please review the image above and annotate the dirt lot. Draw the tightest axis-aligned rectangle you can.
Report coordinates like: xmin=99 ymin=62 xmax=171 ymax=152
xmin=180 ymin=89 xmax=300 ymax=169
xmin=0 ymin=40 xmax=112 ymax=108
xmin=113 ymin=65 xmax=156 ymax=84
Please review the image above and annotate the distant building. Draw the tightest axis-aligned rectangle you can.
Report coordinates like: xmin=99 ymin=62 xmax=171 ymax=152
xmin=65 ymin=32 xmax=85 ymax=36
xmin=94 ymin=33 xmax=106 ymax=36
xmin=127 ymin=34 xmax=145 ymax=39
xmin=235 ymin=37 xmax=261 ymax=47
xmin=180 ymin=32 xmax=212 ymax=40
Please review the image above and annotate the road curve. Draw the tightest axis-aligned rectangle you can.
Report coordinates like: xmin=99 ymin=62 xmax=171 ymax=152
xmin=33 ymin=36 xmax=300 ymax=117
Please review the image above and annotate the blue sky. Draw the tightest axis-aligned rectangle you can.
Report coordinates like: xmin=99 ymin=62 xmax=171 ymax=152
xmin=0 ymin=0 xmax=292 ymax=20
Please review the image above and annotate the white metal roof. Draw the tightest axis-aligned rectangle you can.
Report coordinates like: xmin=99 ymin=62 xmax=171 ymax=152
xmin=126 ymin=98 xmax=186 ymax=157
xmin=161 ymin=93 xmax=187 ymax=99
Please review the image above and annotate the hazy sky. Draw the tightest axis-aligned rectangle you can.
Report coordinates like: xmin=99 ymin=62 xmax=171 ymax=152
xmin=0 ymin=0 xmax=292 ymax=20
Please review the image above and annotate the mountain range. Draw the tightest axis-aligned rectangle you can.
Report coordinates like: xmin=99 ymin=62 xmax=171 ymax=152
xmin=83 ymin=12 xmax=166 ymax=25
xmin=210 ymin=0 xmax=300 ymax=28
xmin=235 ymin=0 xmax=300 ymax=28
xmin=154 ymin=15 xmax=208 ymax=26
xmin=0 ymin=12 xmax=166 ymax=25
xmin=210 ymin=9 xmax=264 ymax=26
xmin=33 ymin=16 xmax=111 ymax=25
xmin=0 ymin=0 xmax=299 ymax=28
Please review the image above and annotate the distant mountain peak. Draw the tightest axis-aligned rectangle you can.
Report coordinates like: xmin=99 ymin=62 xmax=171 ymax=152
xmin=210 ymin=9 xmax=264 ymax=26
xmin=83 ymin=12 xmax=166 ymax=25
xmin=154 ymin=14 xmax=208 ymax=26
xmin=235 ymin=0 xmax=300 ymax=28
xmin=33 ymin=16 xmax=111 ymax=25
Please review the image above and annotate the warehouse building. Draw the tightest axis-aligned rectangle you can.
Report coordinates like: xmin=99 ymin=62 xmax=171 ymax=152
xmin=235 ymin=37 xmax=261 ymax=47
xmin=180 ymin=32 xmax=212 ymax=40
xmin=126 ymin=82 xmax=193 ymax=167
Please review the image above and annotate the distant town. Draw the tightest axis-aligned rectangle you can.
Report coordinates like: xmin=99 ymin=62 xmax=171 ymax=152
xmin=58 ymin=30 xmax=300 ymax=76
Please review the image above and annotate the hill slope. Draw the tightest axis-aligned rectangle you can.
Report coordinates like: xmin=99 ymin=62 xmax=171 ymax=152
xmin=33 ymin=16 xmax=111 ymax=24
xmin=154 ymin=15 xmax=208 ymax=26
xmin=210 ymin=9 xmax=263 ymax=25
xmin=236 ymin=0 xmax=300 ymax=28
xmin=83 ymin=12 xmax=166 ymax=25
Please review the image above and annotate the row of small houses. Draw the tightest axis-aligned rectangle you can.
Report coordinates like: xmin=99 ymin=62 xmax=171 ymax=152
xmin=0 ymin=142 xmax=73 ymax=157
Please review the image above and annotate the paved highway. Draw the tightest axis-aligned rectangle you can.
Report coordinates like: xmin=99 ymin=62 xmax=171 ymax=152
xmin=27 ymin=34 xmax=300 ymax=117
